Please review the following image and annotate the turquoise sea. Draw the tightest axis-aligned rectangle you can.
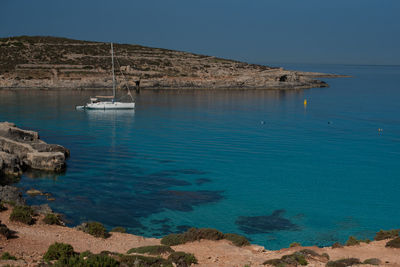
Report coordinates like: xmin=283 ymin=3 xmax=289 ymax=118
xmin=0 ymin=64 xmax=399 ymax=249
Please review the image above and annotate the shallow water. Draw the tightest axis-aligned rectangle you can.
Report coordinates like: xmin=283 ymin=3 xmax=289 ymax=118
xmin=0 ymin=64 xmax=399 ymax=249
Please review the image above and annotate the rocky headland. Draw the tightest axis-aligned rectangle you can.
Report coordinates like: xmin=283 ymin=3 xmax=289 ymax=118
xmin=0 ymin=36 xmax=347 ymax=91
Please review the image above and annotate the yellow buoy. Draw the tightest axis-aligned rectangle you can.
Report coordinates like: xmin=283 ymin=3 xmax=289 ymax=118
xmin=304 ymin=99 xmax=307 ymax=107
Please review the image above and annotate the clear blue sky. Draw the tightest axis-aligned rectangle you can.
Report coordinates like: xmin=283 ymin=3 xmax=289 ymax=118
xmin=1 ymin=0 xmax=399 ymax=65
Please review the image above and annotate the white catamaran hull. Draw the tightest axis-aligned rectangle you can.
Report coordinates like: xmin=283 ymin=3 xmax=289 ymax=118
xmin=84 ymin=101 xmax=135 ymax=109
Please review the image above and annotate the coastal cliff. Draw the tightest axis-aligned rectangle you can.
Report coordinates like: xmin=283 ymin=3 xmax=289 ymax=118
xmin=0 ymin=36 xmax=344 ymax=90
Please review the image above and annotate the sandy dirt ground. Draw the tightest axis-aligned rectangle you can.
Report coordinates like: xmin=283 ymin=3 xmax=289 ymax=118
xmin=0 ymin=207 xmax=399 ymax=266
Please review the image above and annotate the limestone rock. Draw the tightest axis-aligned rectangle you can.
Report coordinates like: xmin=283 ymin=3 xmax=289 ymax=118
xmin=25 ymin=151 xmax=66 ymax=172
xmin=0 ymin=151 xmax=22 ymax=177
xmin=0 ymin=185 xmax=25 ymax=206
xmin=31 ymin=204 xmax=53 ymax=215
xmin=0 ymin=122 xmax=69 ymax=179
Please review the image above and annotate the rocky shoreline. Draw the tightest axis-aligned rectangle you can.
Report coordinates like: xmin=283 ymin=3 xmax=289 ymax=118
xmin=0 ymin=36 xmax=348 ymax=91
xmin=0 ymin=122 xmax=69 ymax=177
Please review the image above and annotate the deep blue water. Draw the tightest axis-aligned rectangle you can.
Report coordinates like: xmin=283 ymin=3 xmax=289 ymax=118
xmin=0 ymin=64 xmax=399 ymax=249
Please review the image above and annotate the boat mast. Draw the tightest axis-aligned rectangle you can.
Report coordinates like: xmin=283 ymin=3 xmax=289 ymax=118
xmin=111 ymin=42 xmax=116 ymax=100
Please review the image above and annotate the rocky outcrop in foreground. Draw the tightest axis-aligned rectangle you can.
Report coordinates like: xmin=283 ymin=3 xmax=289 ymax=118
xmin=0 ymin=36 xmax=347 ymax=90
xmin=0 ymin=122 xmax=69 ymax=178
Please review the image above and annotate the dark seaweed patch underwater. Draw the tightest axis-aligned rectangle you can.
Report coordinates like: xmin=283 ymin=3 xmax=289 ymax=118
xmin=236 ymin=210 xmax=299 ymax=234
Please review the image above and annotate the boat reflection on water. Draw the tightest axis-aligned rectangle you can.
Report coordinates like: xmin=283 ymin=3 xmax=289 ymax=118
xmin=83 ymin=109 xmax=135 ymax=122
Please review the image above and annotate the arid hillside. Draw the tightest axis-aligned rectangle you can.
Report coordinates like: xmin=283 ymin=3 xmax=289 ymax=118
xmin=0 ymin=36 xmax=342 ymax=90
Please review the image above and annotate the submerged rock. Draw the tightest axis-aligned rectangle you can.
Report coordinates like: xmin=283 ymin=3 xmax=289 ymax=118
xmin=0 ymin=122 xmax=69 ymax=180
xmin=26 ymin=188 xmax=43 ymax=196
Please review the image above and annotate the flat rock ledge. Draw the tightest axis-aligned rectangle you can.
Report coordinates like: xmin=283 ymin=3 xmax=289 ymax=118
xmin=0 ymin=122 xmax=70 ymax=178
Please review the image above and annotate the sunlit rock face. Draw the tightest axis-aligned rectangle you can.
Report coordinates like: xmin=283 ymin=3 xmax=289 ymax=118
xmin=0 ymin=122 xmax=69 ymax=177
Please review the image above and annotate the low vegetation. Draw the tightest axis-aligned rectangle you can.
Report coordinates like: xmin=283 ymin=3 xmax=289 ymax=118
xmin=263 ymin=251 xmax=308 ymax=266
xmin=110 ymin=226 xmax=126 ymax=233
xmin=119 ymin=255 xmax=172 ymax=267
xmin=298 ymin=249 xmax=319 ymax=257
xmin=161 ymin=227 xmax=249 ymax=247
xmin=363 ymin=258 xmax=381 ymax=265
xmin=331 ymin=242 xmax=343 ymax=249
xmin=9 ymin=205 xmax=34 ymax=225
xmin=345 ymin=236 xmax=371 ymax=246
xmin=345 ymin=236 xmax=360 ymax=246
xmin=1 ymin=252 xmax=17 ymax=260
xmin=321 ymin=253 xmax=330 ymax=260
xmin=223 ymin=233 xmax=250 ymax=247
xmin=43 ymin=242 xmax=75 ymax=261
xmin=168 ymin=251 xmax=198 ymax=266
xmin=289 ymin=242 xmax=301 ymax=248
xmin=0 ymin=202 xmax=7 ymax=212
xmin=53 ymin=252 xmax=119 ymax=267
xmin=385 ymin=237 xmax=400 ymax=248
xmin=43 ymin=213 xmax=63 ymax=225
xmin=325 ymin=258 xmax=361 ymax=267
xmin=374 ymin=229 xmax=400 ymax=241
xmin=0 ymin=221 xmax=13 ymax=239
xmin=42 ymin=241 xmax=196 ymax=266
xmin=127 ymin=245 xmax=174 ymax=255
xmin=79 ymin=221 xmax=109 ymax=238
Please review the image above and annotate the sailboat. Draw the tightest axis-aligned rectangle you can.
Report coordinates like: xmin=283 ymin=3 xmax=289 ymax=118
xmin=76 ymin=43 xmax=135 ymax=110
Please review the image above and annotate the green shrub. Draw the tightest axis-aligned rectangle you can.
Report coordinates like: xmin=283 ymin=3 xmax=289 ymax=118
xmin=289 ymin=242 xmax=301 ymax=248
xmin=10 ymin=206 xmax=34 ymax=225
xmin=161 ymin=233 xmax=184 ymax=246
xmin=281 ymin=252 xmax=307 ymax=266
xmin=127 ymin=245 xmax=174 ymax=255
xmin=44 ymin=242 xmax=75 ymax=261
xmin=43 ymin=213 xmax=62 ymax=225
xmin=119 ymin=254 xmax=172 ymax=266
xmin=263 ymin=258 xmax=283 ymax=266
xmin=374 ymin=229 xmax=400 ymax=241
xmin=162 ymin=228 xmax=242 ymax=247
xmin=0 ymin=203 xmax=7 ymax=212
xmin=263 ymin=252 xmax=307 ymax=266
xmin=326 ymin=258 xmax=361 ymax=267
xmin=53 ymin=253 xmax=119 ymax=267
xmin=1 ymin=252 xmax=16 ymax=260
xmin=298 ymin=249 xmax=319 ymax=257
xmin=331 ymin=242 xmax=343 ymax=249
xmin=360 ymin=238 xmax=371 ymax=244
xmin=81 ymin=222 xmax=109 ymax=238
xmin=0 ymin=223 xmax=12 ymax=239
xmin=321 ymin=253 xmax=330 ymax=260
xmin=168 ymin=251 xmax=198 ymax=266
xmin=386 ymin=237 xmax=400 ymax=248
xmin=183 ymin=227 xmax=224 ymax=242
xmin=223 ymin=233 xmax=250 ymax=247
xmin=345 ymin=236 xmax=360 ymax=246
xmin=2 ymin=201 xmax=16 ymax=207
xmin=110 ymin=226 xmax=126 ymax=233
xmin=363 ymin=258 xmax=381 ymax=265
